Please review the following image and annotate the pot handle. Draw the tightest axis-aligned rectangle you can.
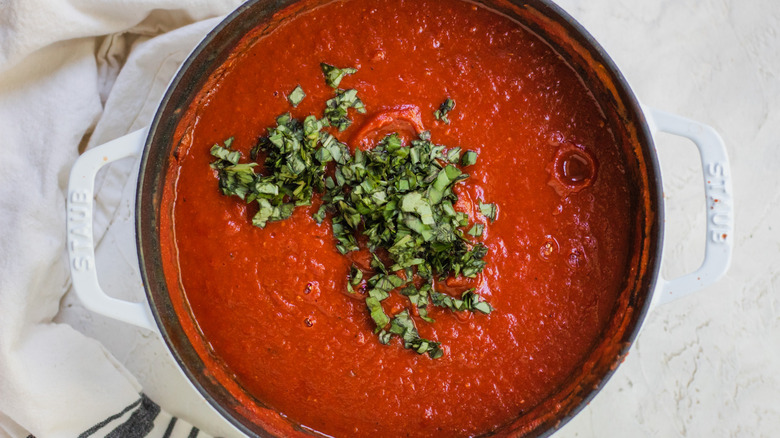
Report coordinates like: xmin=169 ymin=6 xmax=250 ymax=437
xmin=66 ymin=127 xmax=157 ymax=332
xmin=643 ymin=106 xmax=734 ymax=306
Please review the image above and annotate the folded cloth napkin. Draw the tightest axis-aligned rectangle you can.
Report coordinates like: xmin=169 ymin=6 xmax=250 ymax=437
xmin=0 ymin=1 xmax=244 ymax=437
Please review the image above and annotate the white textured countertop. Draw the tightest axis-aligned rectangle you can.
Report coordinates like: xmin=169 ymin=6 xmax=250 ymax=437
xmin=56 ymin=0 xmax=779 ymax=437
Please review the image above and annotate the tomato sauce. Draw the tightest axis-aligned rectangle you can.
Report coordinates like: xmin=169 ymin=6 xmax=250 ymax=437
xmin=162 ymin=0 xmax=635 ymax=436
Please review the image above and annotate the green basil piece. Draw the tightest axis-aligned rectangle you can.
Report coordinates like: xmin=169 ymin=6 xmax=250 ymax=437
xmin=366 ymin=297 xmax=390 ymax=332
xmin=460 ymin=150 xmax=478 ymax=166
xmin=434 ymin=98 xmax=455 ymax=124
xmin=320 ymin=63 xmax=358 ymax=88
xmin=479 ymin=201 xmax=497 ymax=222
xmin=287 ymin=85 xmax=306 ymax=107
xmin=467 ymin=223 xmax=484 ymax=237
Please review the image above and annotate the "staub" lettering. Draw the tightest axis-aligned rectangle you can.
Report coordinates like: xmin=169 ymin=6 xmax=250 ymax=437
xmin=68 ymin=190 xmax=93 ymax=272
xmin=706 ymin=162 xmax=732 ymax=244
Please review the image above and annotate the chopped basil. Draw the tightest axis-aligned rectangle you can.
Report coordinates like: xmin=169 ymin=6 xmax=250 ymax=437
xmin=387 ymin=310 xmax=442 ymax=359
xmin=366 ymin=296 xmax=390 ymax=331
xmin=473 ymin=301 xmax=493 ymax=314
xmin=347 ymin=264 xmax=363 ymax=294
xmin=369 ymin=273 xmax=406 ymax=292
xmin=210 ymin=71 xmax=498 ymax=359
xmin=377 ymin=329 xmax=392 ymax=344
xmin=467 ymin=223 xmax=484 ymax=237
xmin=320 ymin=63 xmax=358 ymax=88
xmin=446 ymin=147 xmax=461 ymax=163
xmin=209 ymin=137 xmax=240 ymax=164
xmin=368 ymin=288 xmax=390 ymax=301
xmin=401 ymin=283 xmax=434 ymax=323
xmin=434 ymin=97 xmax=455 ymax=124
xmin=313 ymin=204 xmax=328 ymax=224
xmin=209 ymin=138 xmax=258 ymax=200
xmin=287 ymin=85 xmax=306 ymax=107
xmin=324 ymin=88 xmax=366 ymax=131
xmin=479 ymin=201 xmax=497 ymax=222
xmin=349 ymin=265 xmax=363 ymax=285
xmin=431 ymin=289 xmax=493 ymax=314
xmin=210 ymin=112 xmax=351 ymax=227
xmin=460 ymin=150 xmax=478 ymax=167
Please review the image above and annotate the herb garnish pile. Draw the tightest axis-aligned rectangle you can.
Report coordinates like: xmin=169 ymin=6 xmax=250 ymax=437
xmin=209 ymin=63 xmax=497 ymax=359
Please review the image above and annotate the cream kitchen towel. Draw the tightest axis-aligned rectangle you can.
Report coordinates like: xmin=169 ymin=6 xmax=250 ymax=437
xmin=0 ymin=1 xmax=243 ymax=437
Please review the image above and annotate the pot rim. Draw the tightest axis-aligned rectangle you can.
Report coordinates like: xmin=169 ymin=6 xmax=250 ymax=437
xmin=135 ymin=1 xmax=664 ymax=436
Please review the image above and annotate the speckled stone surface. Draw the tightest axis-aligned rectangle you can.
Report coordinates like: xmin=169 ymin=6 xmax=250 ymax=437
xmin=57 ymin=1 xmax=780 ymax=437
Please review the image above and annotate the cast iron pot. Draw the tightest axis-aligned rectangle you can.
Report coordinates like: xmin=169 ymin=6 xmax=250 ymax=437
xmin=66 ymin=0 xmax=734 ymax=436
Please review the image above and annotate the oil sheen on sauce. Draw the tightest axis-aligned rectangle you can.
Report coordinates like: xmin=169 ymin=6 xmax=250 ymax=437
xmin=164 ymin=0 xmax=633 ymax=436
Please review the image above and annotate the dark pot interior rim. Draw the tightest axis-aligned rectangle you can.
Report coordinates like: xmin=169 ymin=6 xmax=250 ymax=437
xmin=135 ymin=0 xmax=664 ymax=436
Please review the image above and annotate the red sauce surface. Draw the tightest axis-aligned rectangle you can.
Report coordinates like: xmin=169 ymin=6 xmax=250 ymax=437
xmin=163 ymin=0 xmax=634 ymax=436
